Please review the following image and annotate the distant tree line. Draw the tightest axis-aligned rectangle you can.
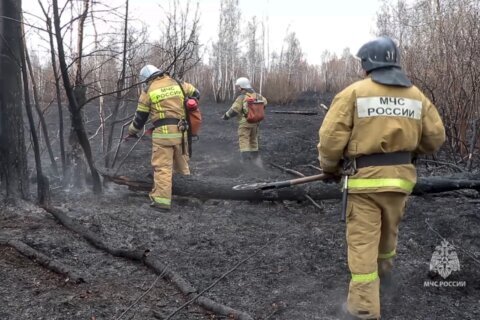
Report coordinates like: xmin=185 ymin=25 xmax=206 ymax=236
xmin=1 ymin=0 xmax=479 ymax=203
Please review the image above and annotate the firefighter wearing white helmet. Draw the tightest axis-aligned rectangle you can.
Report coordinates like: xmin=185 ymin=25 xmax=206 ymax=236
xmin=222 ymin=77 xmax=268 ymax=165
xmin=128 ymin=64 xmax=200 ymax=211
xmin=235 ymin=77 xmax=252 ymax=89
xmin=318 ymin=36 xmax=445 ymax=319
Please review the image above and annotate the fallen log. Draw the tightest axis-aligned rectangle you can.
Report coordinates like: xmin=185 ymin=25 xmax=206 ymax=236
xmin=102 ymin=172 xmax=480 ymax=201
xmin=270 ymin=110 xmax=318 ymax=115
xmin=107 ymin=174 xmax=317 ymax=201
xmin=43 ymin=206 xmax=254 ymax=320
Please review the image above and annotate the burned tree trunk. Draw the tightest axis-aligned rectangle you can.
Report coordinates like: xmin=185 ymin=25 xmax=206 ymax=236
xmin=19 ymin=23 xmax=50 ymax=205
xmin=0 ymin=0 xmax=29 ymax=201
xmin=103 ymin=173 xmax=480 ymax=202
xmin=24 ymin=28 xmax=58 ymax=178
xmin=271 ymin=110 xmax=318 ymax=115
xmin=52 ymin=0 xmax=102 ymax=193
xmin=39 ymin=1 xmax=67 ymax=178
xmin=105 ymin=0 xmax=129 ymax=168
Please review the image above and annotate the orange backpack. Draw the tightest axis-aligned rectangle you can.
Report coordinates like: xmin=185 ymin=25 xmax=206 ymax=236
xmin=245 ymin=94 xmax=265 ymax=123
xmin=185 ymin=98 xmax=202 ymax=136
xmin=173 ymin=78 xmax=202 ymax=157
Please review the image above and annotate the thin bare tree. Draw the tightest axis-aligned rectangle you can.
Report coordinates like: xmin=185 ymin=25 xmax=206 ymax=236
xmin=211 ymin=0 xmax=241 ymax=102
xmin=52 ymin=0 xmax=102 ymax=192
xmin=24 ymin=31 xmax=59 ymax=177
xmin=38 ymin=0 xmax=67 ymax=178
xmin=105 ymin=0 xmax=129 ymax=168
xmin=20 ymin=19 xmax=50 ymax=205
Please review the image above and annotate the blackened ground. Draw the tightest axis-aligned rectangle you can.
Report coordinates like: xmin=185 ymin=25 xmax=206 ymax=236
xmin=1 ymin=94 xmax=479 ymax=320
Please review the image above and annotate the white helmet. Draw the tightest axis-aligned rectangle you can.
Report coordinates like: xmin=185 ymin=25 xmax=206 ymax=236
xmin=139 ymin=64 xmax=161 ymax=82
xmin=235 ymin=77 xmax=252 ymax=89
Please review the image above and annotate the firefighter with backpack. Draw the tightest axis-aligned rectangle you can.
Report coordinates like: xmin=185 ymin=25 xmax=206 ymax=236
xmin=127 ymin=64 xmax=200 ymax=211
xmin=222 ymin=77 xmax=267 ymax=165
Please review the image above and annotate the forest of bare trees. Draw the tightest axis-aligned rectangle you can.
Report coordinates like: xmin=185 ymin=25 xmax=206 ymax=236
xmin=1 ymin=0 xmax=480 ymax=202
xmin=377 ymin=0 xmax=480 ymax=169
xmin=2 ymin=2 xmax=480 ymax=319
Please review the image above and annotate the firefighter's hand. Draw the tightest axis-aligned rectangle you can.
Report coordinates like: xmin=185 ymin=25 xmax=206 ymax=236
xmin=221 ymin=114 xmax=229 ymax=120
xmin=322 ymin=172 xmax=342 ymax=184
xmin=127 ymin=122 xmax=140 ymax=138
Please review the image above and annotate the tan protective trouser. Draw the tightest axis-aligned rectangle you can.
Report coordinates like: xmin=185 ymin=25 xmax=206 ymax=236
xmin=238 ymin=124 xmax=259 ymax=152
xmin=346 ymin=192 xmax=407 ymax=319
xmin=150 ymin=139 xmax=190 ymax=208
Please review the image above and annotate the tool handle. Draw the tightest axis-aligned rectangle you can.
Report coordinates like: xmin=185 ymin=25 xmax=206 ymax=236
xmin=340 ymin=176 xmax=348 ymax=222
xmin=288 ymin=173 xmax=329 ymax=186
xmin=261 ymin=173 xmax=329 ymax=190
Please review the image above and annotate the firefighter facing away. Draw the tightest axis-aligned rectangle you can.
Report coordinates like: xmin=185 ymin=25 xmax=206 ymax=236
xmin=128 ymin=64 xmax=200 ymax=211
xmin=318 ymin=37 xmax=445 ymax=319
xmin=222 ymin=77 xmax=268 ymax=165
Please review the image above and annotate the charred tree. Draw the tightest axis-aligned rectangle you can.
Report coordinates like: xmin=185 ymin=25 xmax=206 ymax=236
xmin=0 ymin=0 xmax=29 ymax=201
xmin=52 ymin=0 xmax=102 ymax=193
xmin=105 ymin=0 xmax=129 ymax=168
xmin=271 ymin=110 xmax=318 ymax=115
xmin=102 ymin=173 xmax=480 ymax=202
xmin=24 ymin=30 xmax=58 ymax=178
xmin=19 ymin=21 xmax=50 ymax=205
xmin=38 ymin=0 xmax=66 ymax=178
xmin=38 ymin=0 xmax=67 ymax=179
xmin=67 ymin=0 xmax=90 ymax=189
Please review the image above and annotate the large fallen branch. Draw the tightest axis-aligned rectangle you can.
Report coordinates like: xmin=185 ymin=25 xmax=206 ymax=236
xmin=43 ymin=206 xmax=254 ymax=320
xmin=270 ymin=110 xmax=318 ymax=115
xmin=0 ymin=238 xmax=86 ymax=283
xmin=102 ymin=173 xmax=480 ymax=201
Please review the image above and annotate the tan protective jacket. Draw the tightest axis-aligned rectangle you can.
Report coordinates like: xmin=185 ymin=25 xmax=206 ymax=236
xmin=318 ymin=77 xmax=445 ymax=194
xmin=129 ymin=75 xmax=197 ymax=145
xmin=226 ymin=90 xmax=268 ymax=128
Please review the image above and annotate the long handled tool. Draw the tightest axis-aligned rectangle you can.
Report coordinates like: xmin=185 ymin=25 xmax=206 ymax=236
xmin=232 ymin=173 xmax=331 ymax=191
xmin=233 ymin=172 xmax=349 ymax=222
xmin=340 ymin=175 xmax=348 ymax=222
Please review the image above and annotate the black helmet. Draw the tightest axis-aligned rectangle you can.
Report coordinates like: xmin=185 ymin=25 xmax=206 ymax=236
xmin=356 ymin=36 xmax=400 ymax=73
xmin=356 ymin=36 xmax=412 ymax=87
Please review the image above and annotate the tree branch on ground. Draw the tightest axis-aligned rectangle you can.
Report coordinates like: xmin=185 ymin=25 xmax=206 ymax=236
xmin=42 ymin=205 xmax=254 ymax=320
xmin=0 ymin=238 xmax=86 ymax=283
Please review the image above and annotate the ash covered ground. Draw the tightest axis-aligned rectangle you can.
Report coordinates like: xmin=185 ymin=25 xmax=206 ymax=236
xmin=1 ymin=92 xmax=480 ymax=320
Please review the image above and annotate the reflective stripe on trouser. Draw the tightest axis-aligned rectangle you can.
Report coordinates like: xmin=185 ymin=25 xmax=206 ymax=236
xmin=238 ymin=125 xmax=259 ymax=152
xmin=346 ymin=192 xmax=408 ymax=319
xmin=150 ymin=138 xmax=190 ymax=208
xmin=347 ymin=178 xmax=415 ymax=193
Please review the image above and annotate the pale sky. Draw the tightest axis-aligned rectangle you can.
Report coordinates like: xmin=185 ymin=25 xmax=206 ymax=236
xmin=23 ymin=0 xmax=382 ymax=65
xmin=131 ymin=0 xmax=381 ymax=65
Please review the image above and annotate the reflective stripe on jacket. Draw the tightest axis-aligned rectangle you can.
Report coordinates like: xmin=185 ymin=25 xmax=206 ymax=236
xmin=130 ymin=75 xmax=198 ymax=144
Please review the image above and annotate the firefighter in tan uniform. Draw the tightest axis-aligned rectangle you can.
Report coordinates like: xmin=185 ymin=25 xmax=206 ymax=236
xmin=318 ymin=37 xmax=445 ymax=319
xmin=128 ymin=65 xmax=200 ymax=211
xmin=222 ymin=77 xmax=268 ymax=164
